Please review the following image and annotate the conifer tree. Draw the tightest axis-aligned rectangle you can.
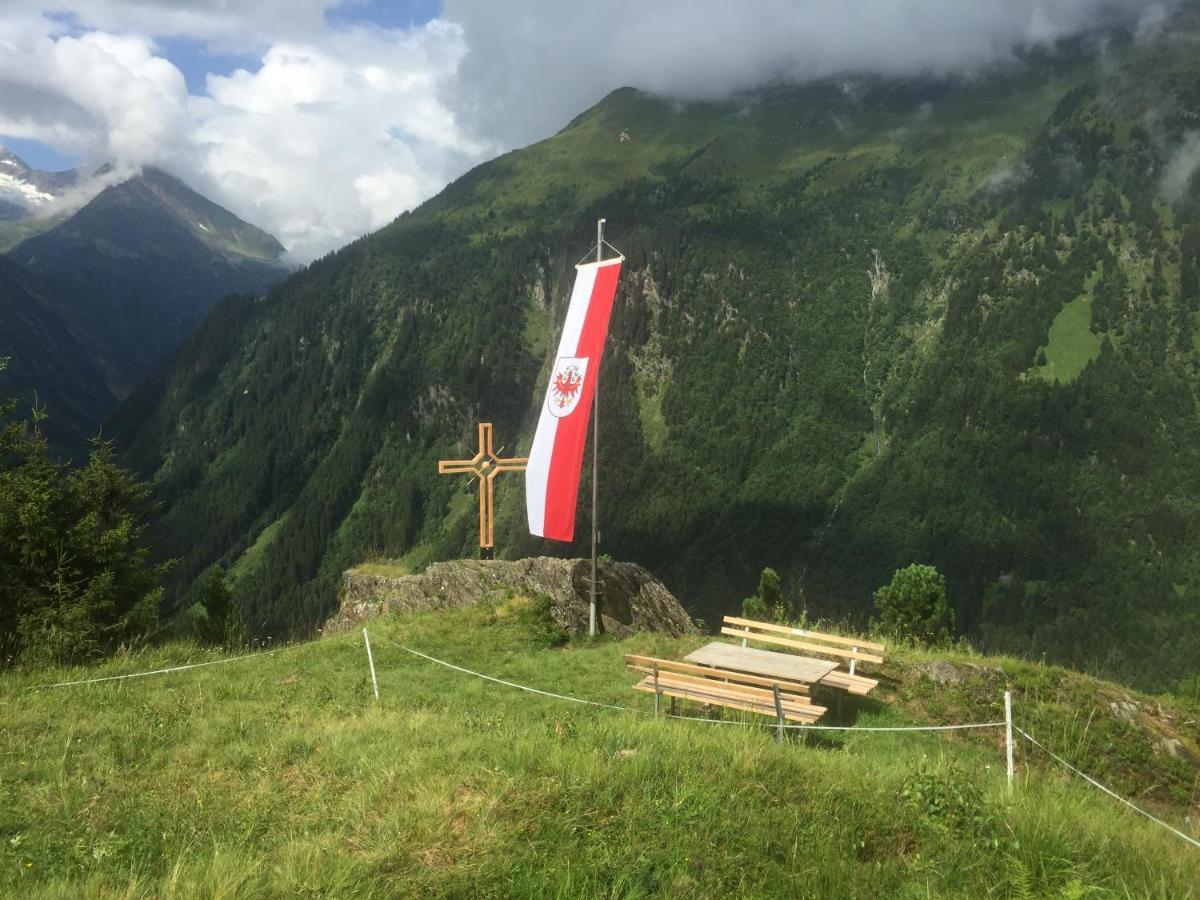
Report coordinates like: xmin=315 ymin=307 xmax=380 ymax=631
xmin=0 ymin=361 xmax=169 ymax=666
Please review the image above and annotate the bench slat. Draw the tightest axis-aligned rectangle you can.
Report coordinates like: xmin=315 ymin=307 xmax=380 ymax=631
xmin=633 ymin=678 xmax=826 ymax=723
xmin=624 ymin=654 xmax=810 ymax=695
xmin=722 ymin=616 xmax=886 ymax=653
xmin=818 ymin=671 xmax=878 ymax=695
xmin=629 ymin=667 xmax=814 ymax=706
xmin=650 ymin=673 xmax=815 ymax=712
xmin=719 ymin=627 xmax=885 ymax=665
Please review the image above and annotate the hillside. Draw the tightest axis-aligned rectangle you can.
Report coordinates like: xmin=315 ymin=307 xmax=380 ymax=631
xmin=1 ymin=602 xmax=1196 ymax=896
xmin=9 ymin=167 xmax=289 ymax=401
xmin=0 ymin=255 xmax=117 ymax=446
xmin=108 ymin=15 xmax=1200 ymax=690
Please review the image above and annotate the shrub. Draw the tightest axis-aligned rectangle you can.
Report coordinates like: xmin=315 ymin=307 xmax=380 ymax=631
xmin=874 ymin=563 xmax=954 ymax=646
xmin=199 ymin=565 xmax=247 ymax=647
xmin=741 ymin=567 xmax=791 ymax=623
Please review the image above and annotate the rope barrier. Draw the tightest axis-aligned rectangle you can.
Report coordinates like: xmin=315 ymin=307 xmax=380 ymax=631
xmin=389 ymin=640 xmax=1005 ymax=732
xmin=393 ymin=643 xmax=627 ymax=711
xmin=27 ymin=633 xmax=342 ymax=690
xmin=1014 ymin=725 xmax=1200 ymax=850
xmin=32 ymin=649 xmax=280 ymax=689
xmin=780 ymin=720 xmax=1005 ymax=732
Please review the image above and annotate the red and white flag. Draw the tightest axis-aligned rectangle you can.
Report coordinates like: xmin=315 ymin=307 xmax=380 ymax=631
xmin=526 ymin=256 xmax=623 ymax=541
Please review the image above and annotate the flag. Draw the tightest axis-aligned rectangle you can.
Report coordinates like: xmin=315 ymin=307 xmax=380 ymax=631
xmin=526 ymin=256 xmax=623 ymax=541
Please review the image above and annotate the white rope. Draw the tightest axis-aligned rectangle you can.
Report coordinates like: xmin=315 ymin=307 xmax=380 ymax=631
xmin=32 ymin=649 xmax=279 ymax=689
xmin=660 ymin=710 xmax=1002 ymax=731
xmin=391 ymin=641 xmax=1005 ymax=732
xmin=781 ymin=720 xmax=1004 ymax=732
xmin=1015 ymin=725 xmax=1200 ymax=850
xmin=393 ymin=643 xmax=627 ymax=711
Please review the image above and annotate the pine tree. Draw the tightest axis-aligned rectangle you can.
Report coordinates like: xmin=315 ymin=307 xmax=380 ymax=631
xmin=0 ymin=361 xmax=170 ymax=666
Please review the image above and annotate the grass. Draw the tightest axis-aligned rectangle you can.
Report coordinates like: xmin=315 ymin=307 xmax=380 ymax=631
xmin=347 ymin=558 xmax=413 ymax=579
xmin=228 ymin=513 xmax=289 ymax=583
xmin=1 ymin=602 xmax=1198 ymax=897
xmin=1033 ymin=294 xmax=1105 ymax=385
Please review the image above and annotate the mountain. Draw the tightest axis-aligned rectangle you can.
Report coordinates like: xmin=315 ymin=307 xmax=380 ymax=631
xmin=0 ymin=147 xmax=80 ymax=249
xmin=0 ymin=146 xmax=77 ymax=215
xmin=7 ymin=166 xmax=289 ymax=405
xmin=109 ymin=14 xmax=1200 ymax=690
xmin=0 ymin=254 xmax=117 ymax=445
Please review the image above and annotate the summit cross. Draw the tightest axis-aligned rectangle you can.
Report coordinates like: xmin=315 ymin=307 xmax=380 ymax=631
xmin=437 ymin=423 xmax=528 ymax=558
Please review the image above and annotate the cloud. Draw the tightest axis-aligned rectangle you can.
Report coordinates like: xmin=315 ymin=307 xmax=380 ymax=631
xmin=442 ymin=0 xmax=1175 ymax=149
xmin=1162 ymin=131 xmax=1200 ymax=201
xmin=1 ymin=7 xmax=487 ymax=260
xmin=0 ymin=1 xmax=1181 ymax=261
xmin=189 ymin=22 xmax=488 ymax=260
xmin=0 ymin=19 xmax=189 ymax=164
xmin=34 ymin=1 xmax=333 ymax=51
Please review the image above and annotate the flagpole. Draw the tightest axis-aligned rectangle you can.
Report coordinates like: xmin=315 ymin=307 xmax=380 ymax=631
xmin=590 ymin=218 xmax=604 ymax=637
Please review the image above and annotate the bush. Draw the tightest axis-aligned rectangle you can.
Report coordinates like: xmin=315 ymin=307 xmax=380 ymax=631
xmin=874 ymin=564 xmax=954 ymax=646
xmin=741 ymin=594 xmax=769 ymax=620
xmin=741 ymin=567 xmax=792 ymax=623
xmin=200 ymin=565 xmax=246 ymax=647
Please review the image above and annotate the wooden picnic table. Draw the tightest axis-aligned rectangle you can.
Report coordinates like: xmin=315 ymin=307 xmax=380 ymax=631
xmin=684 ymin=641 xmax=838 ymax=686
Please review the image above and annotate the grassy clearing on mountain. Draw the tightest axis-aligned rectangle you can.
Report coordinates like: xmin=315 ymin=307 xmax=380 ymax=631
xmin=1033 ymin=294 xmax=1104 ymax=384
xmin=228 ymin=513 xmax=288 ymax=583
xmin=2 ymin=602 xmax=1196 ymax=897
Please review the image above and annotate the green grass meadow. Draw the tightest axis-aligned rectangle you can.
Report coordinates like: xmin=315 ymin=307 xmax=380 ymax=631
xmin=2 ymin=598 xmax=1197 ymax=897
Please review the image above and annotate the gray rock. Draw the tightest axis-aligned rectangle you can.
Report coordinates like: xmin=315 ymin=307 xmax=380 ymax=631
xmin=1153 ymin=737 xmax=1185 ymax=758
xmin=918 ymin=660 xmax=1002 ymax=685
xmin=323 ymin=557 xmax=697 ymax=639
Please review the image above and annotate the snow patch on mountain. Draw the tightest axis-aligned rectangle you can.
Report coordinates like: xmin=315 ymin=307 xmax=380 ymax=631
xmin=0 ymin=172 xmax=57 ymax=209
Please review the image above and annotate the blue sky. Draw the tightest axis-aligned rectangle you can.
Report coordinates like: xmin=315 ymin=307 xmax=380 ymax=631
xmin=2 ymin=136 xmax=80 ymax=171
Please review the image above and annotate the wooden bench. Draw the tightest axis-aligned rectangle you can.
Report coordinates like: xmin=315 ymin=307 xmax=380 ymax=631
xmin=624 ymin=654 xmax=828 ymax=726
xmin=720 ymin=616 xmax=885 ymax=697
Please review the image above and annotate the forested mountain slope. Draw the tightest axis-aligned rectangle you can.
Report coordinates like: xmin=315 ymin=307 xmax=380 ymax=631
xmin=110 ymin=17 xmax=1200 ymax=690
xmin=0 ymin=255 xmax=117 ymax=445
xmin=9 ymin=167 xmax=288 ymax=399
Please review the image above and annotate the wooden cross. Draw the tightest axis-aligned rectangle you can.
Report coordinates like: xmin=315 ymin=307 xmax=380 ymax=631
xmin=438 ymin=423 xmax=528 ymax=558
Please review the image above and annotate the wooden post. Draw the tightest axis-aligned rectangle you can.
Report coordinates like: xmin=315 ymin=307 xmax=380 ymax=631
xmin=652 ymin=662 xmax=661 ymax=717
xmin=363 ymin=628 xmax=380 ymax=703
xmin=1005 ymin=690 xmax=1014 ymax=792
xmin=741 ymin=625 xmax=750 ymax=648
xmin=773 ymin=683 xmax=785 ymax=743
xmin=849 ymin=647 xmax=858 ymax=677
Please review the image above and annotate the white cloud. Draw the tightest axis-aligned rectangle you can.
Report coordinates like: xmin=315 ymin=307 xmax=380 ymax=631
xmin=189 ymin=22 xmax=488 ymax=261
xmin=442 ymin=0 xmax=1175 ymax=150
xmin=0 ymin=19 xmax=188 ymax=164
xmin=0 ymin=1 xmax=1181 ymax=261
xmin=1162 ymin=131 xmax=1200 ymax=201
xmin=0 ymin=7 xmax=488 ymax=260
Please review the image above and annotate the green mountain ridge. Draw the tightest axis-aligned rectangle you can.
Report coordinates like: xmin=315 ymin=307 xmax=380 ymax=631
xmin=8 ymin=167 xmax=289 ymax=405
xmin=110 ymin=14 xmax=1200 ymax=691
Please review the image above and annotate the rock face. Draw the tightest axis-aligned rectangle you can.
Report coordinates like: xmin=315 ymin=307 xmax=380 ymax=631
xmin=324 ymin=557 xmax=697 ymax=638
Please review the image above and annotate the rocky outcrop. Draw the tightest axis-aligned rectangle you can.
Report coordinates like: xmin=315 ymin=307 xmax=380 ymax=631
xmin=324 ymin=557 xmax=697 ymax=638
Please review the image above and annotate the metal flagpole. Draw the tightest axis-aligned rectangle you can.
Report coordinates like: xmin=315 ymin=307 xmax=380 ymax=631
xmin=590 ymin=218 xmax=605 ymax=637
